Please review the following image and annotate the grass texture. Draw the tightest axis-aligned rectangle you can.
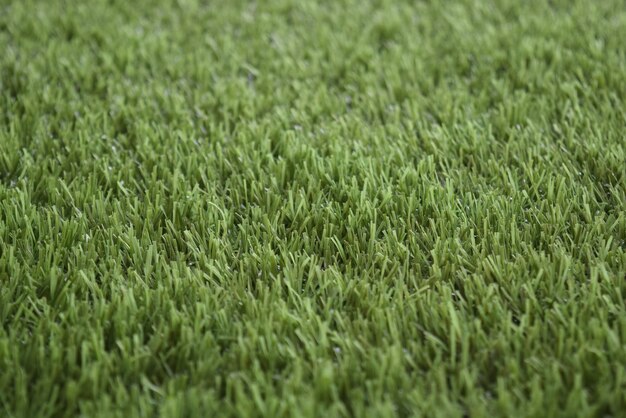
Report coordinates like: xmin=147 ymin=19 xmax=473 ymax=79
xmin=1 ymin=0 xmax=626 ymax=417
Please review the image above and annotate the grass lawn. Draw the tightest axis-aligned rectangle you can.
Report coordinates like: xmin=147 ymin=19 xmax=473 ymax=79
xmin=1 ymin=0 xmax=625 ymax=417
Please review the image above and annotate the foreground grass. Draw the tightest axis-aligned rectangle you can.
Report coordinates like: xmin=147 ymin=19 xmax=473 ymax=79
xmin=1 ymin=0 xmax=625 ymax=417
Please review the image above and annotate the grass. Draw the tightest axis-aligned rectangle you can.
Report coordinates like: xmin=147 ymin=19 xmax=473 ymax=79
xmin=0 ymin=0 xmax=625 ymax=417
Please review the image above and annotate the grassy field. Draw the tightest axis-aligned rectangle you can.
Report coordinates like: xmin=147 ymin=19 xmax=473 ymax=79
xmin=1 ymin=0 xmax=625 ymax=417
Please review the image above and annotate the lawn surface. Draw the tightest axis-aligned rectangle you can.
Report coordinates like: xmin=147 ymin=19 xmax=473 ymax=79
xmin=1 ymin=0 xmax=625 ymax=417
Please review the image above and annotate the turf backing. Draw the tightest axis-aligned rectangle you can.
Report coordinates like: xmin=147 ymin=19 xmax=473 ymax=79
xmin=1 ymin=0 xmax=625 ymax=417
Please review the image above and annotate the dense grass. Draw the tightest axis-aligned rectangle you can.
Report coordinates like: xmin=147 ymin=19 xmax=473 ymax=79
xmin=1 ymin=0 xmax=625 ymax=417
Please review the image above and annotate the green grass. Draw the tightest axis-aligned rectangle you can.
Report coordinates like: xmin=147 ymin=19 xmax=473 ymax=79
xmin=1 ymin=0 xmax=625 ymax=417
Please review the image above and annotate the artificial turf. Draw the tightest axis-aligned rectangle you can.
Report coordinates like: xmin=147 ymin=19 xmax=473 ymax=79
xmin=1 ymin=0 xmax=625 ymax=417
